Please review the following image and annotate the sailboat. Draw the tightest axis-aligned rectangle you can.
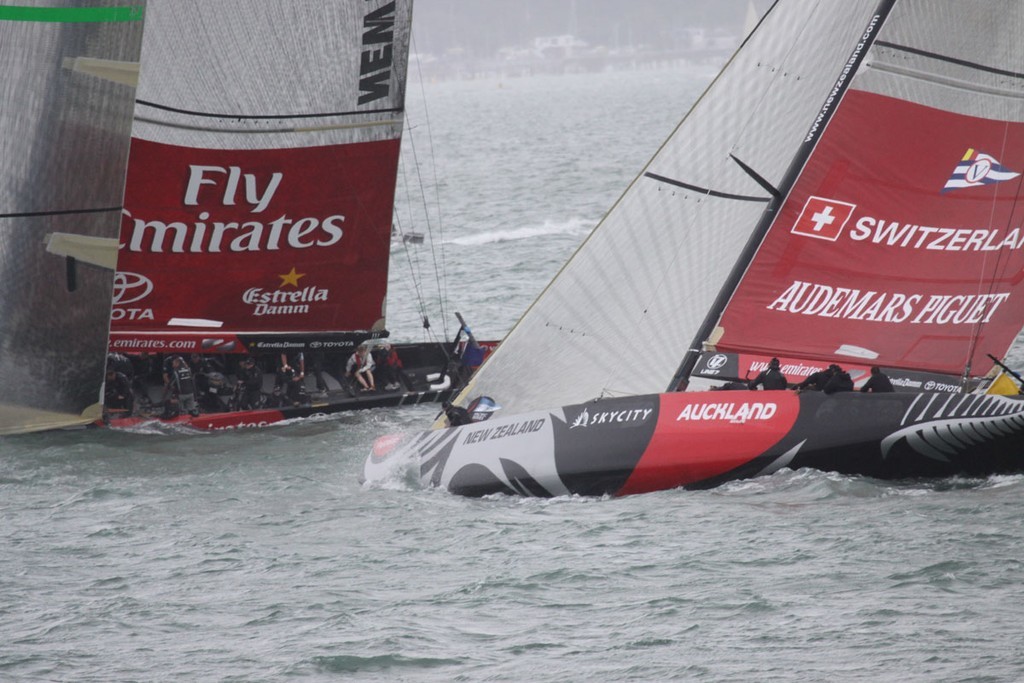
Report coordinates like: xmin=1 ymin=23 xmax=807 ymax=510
xmin=0 ymin=4 xmax=145 ymax=435
xmin=364 ymin=0 xmax=1024 ymax=496
xmin=102 ymin=0 xmax=491 ymax=430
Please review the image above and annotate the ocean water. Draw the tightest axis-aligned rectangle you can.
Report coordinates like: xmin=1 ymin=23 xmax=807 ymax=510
xmin=4 ymin=67 xmax=1024 ymax=682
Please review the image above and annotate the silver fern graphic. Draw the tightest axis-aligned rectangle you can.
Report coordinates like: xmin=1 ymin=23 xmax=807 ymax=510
xmin=882 ymin=394 xmax=1024 ymax=461
xmin=756 ymin=440 xmax=807 ymax=477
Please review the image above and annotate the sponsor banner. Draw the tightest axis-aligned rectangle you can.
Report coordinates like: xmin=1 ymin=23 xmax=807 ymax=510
xmin=691 ymin=351 xmax=968 ymax=393
xmin=245 ymin=332 xmax=386 ymax=352
xmin=717 ymin=89 xmax=1024 ymax=376
xmin=112 ymin=137 xmax=399 ymax=336
xmin=108 ymin=332 xmax=248 ymax=354
xmin=693 ymin=351 xmax=830 ymax=383
xmin=107 ymin=331 xmax=386 ymax=355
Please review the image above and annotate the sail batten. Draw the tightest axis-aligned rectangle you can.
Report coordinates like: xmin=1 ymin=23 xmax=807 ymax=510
xmin=873 ymin=41 xmax=1024 ymax=82
xmin=131 ymin=116 xmax=404 ymax=136
xmin=135 ymin=99 xmax=404 ymax=121
xmin=642 ymin=172 xmax=771 ymax=203
xmin=866 ymin=60 xmax=1024 ymax=99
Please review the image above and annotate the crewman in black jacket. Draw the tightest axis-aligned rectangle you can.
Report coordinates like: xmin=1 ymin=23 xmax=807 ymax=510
xmin=749 ymin=357 xmax=788 ymax=390
xmin=860 ymin=366 xmax=895 ymax=393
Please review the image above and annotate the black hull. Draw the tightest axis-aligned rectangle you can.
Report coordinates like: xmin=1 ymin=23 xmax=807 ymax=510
xmin=364 ymin=390 xmax=1024 ymax=497
xmin=106 ymin=384 xmax=455 ymax=431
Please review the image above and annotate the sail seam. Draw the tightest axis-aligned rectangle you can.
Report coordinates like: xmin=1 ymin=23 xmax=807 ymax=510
xmin=875 ymin=41 xmax=1024 ymax=81
xmin=132 ymin=116 xmax=402 ymax=135
xmin=642 ymin=172 xmax=770 ymax=203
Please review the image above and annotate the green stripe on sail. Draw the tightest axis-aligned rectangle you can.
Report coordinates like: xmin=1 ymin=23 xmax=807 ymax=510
xmin=0 ymin=6 xmax=143 ymax=23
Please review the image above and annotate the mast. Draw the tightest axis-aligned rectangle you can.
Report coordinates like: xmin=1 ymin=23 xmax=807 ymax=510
xmin=669 ymin=0 xmax=899 ymax=391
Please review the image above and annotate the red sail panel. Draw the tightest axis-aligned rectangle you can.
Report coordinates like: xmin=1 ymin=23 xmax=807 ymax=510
xmin=112 ymin=138 xmax=399 ymax=340
xmin=717 ymin=89 xmax=1024 ymax=376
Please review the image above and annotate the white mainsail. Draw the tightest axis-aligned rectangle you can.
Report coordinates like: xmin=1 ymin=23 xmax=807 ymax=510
xmin=112 ymin=0 xmax=414 ymax=351
xmin=458 ymin=0 xmax=1024 ymax=417
xmin=130 ymin=1 xmax=409 ymax=153
xmin=0 ymin=4 xmax=145 ymax=434
xmin=457 ymin=1 xmax=893 ymax=416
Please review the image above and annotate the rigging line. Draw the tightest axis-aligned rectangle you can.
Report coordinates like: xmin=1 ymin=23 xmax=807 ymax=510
xmin=412 ymin=31 xmax=450 ymax=337
xmin=394 ymin=162 xmax=432 ymax=333
xmin=407 ymin=34 xmax=449 ymax=340
xmin=134 ymin=99 xmax=403 ymax=120
xmin=397 ymin=132 xmax=436 ymax=338
xmin=394 ymin=154 xmax=444 ymax=346
xmin=1 ymin=206 xmax=120 ymax=218
xmin=643 ymin=172 xmax=770 ymax=202
xmin=963 ymin=83 xmax=1024 ymax=379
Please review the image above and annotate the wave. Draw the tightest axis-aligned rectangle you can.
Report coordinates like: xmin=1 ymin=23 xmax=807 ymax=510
xmin=446 ymin=217 xmax=592 ymax=246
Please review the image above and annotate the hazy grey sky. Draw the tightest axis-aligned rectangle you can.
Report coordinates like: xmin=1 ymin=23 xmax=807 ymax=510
xmin=410 ymin=0 xmax=756 ymax=58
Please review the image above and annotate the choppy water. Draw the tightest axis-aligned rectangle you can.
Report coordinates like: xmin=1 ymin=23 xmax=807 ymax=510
xmin=4 ymin=67 xmax=1024 ymax=682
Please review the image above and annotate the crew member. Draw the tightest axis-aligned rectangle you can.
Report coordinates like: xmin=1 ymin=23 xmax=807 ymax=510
xmin=236 ymin=356 xmax=264 ymax=410
xmin=749 ymin=357 xmax=788 ymax=390
xmin=442 ymin=401 xmax=471 ymax=426
xmin=277 ymin=351 xmax=307 ymax=406
xmin=165 ymin=355 xmax=199 ymax=417
xmin=823 ymin=364 xmax=854 ymax=394
xmin=796 ymin=365 xmax=835 ymax=392
xmin=375 ymin=343 xmax=405 ymax=391
xmin=104 ymin=367 xmax=133 ymax=415
xmin=860 ymin=366 xmax=895 ymax=393
xmin=346 ymin=344 xmax=376 ymax=392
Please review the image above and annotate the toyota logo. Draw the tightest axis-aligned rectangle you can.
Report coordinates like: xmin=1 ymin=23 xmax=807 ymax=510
xmin=112 ymin=272 xmax=153 ymax=305
xmin=707 ymin=354 xmax=728 ymax=370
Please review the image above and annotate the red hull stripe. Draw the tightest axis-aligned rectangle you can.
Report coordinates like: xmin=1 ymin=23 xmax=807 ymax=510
xmin=617 ymin=392 xmax=800 ymax=495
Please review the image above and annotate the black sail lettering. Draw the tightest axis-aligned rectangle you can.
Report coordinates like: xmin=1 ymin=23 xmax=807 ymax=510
xmin=358 ymin=1 xmax=396 ymax=104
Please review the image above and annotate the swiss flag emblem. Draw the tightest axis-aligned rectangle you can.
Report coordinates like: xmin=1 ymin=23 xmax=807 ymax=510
xmin=791 ymin=196 xmax=857 ymax=241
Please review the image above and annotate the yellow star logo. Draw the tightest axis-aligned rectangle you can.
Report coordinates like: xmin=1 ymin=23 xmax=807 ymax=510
xmin=278 ymin=267 xmax=305 ymax=288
